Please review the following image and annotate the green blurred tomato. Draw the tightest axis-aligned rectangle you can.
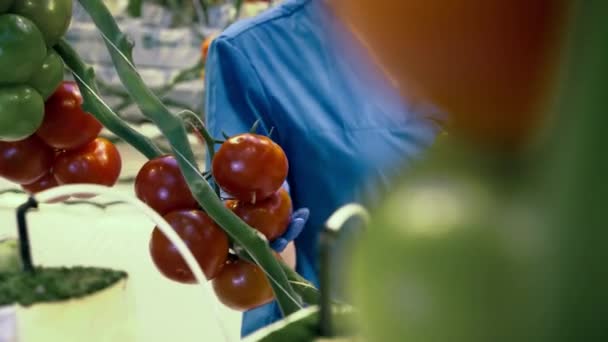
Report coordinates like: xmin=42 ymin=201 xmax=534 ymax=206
xmin=0 ymin=14 xmax=46 ymax=84
xmin=352 ymin=142 xmax=553 ymax=342
xmin=11 ymin=0 xmax=73 ymax=47
xmin=0 ymin=85 xmax=45 ymax=141
xmin=28 ymin=49 xmax=64 ymax=100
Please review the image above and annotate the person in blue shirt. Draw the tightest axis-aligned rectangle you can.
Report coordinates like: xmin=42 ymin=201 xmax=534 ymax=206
xmin=204 ymin=0 xmax=443 ymax=337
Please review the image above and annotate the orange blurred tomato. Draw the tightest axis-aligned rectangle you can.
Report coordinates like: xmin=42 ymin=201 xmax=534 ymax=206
xmin=201 ymin=34 xmax=218 ymax=62
xmin=328 ymin=0 xmax=570 ymax=149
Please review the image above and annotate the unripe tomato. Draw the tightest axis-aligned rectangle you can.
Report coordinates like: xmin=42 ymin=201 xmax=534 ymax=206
xmin=0 ymin=14 xmax=46 ymax=84
xmin=36 ymin=81 xmax=103 ymax=150
xmin=53 ymin=137 xmax=122 ymax=187
xmin=28 ymin=49 xmax=64 ymax=100
xmin=213 ymin=133 xmax=288 ymax=203
xmin=351 ymin=142 xmax=552 ymax=342
xmin=0 ymin=135 xmax=53 ymax=184
xmin=149 ymin=210 xmax=229 ymax=282
xmin=0 ymin=85 xmax=45 ymax=142
xmin=11 ymin=0 xmax=73 ymax=47
xmin=328 ymin=0 xmax=570 ymax=148
xmin=135 ymin=155 xmax=199 ymax=215
xmin=212 ymin=258 xmax=274 ymax=311
xmin=226 ymin=187 xmax=292 ymax=241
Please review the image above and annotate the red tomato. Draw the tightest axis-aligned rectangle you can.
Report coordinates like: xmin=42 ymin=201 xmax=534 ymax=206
xmin=0 ymin=135 xmax=54 ymax=184
xmin=149 ymin=210 xmax=230 ymax=283
xmin=212 ymin=258 xmax=274 ymax=311
xmin=226 ymin=188 xmax=292 ymax=241
xmin=21 ymin=171 xmax=69 ymax=203
xmin=35 ymin=81 xmax=103 ymax=150
xmin=53 ymin=138 xmax=122 ymax=187
xmin=134 ymin=155 xmax=199 ymax=215
xmin=212 ymin=133 xmax=288 ymax=203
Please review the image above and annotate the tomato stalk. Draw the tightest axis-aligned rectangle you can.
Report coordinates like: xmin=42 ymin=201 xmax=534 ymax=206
xmin=55 ymin=39 xmax=163 ymax=160
xmin=178 ymin=110 xmax=221 ymax=196
xmin=76 ymin=0 xmax=303 ymax=316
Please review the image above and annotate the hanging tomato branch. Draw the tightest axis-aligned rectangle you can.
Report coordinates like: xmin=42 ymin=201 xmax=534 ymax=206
xmin=71 ymin=0 xmax=306 ymax=317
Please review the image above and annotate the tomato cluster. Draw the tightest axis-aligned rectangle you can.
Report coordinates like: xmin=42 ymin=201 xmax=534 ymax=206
xmin=213 ymin=133 xmax=291 ymax=311
xmin=136 ymin=155 xmax=230 ymax=283
xmin=140 ymin=132 xmax=291 ymax=311
xmin=0 ymin=81 xmax=122 ymax=201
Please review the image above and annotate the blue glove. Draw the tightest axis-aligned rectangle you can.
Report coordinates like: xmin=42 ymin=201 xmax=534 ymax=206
xmin=270 ymin=208 xmax=309 ymax=252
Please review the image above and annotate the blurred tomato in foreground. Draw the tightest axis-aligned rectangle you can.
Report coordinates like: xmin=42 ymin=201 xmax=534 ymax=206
xmin=328 ymin=0 xmax=570 ymax=148
xmin=351 ymin=142 xmax=553 ymax=342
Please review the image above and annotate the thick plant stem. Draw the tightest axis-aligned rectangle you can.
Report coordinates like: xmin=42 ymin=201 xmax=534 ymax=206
xmin=55 ymin=40 xmax=162 ymax=160
xmin=77 ymin=0 xmax=302 ymax=316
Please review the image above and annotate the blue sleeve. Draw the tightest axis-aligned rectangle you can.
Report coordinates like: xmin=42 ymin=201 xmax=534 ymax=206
xmin=204 ymin=37 xmax=275 ymax=142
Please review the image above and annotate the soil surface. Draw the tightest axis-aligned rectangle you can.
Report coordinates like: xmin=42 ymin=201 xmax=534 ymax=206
xmin=0 ymin=266 xmax=127 ymax=307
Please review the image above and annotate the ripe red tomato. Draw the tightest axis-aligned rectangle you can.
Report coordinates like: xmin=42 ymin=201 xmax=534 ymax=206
xmin=53 ymin=137 xmax=122 ymax=187
xmin=149 ymin=210 xmax=230 ymax=283
xmin=0 ymin=135 xmax=54 ymax=184
xmin=36 ymin=81 xmax=103 ymax=150
xmin=21 ymin=171 xmax=69 ymax=203
xmin=226 ymin=188 xmax=292 ymax=241
xmin=212 ymin=258 xmax=274 ymax=311
xmin=212 ymin=133 xmax=288 ymax=203
xmin=134 ymin=155 xmax=199 ymax=215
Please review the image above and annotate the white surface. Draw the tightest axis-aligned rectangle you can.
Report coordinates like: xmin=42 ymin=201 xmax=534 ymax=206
xmin=0 ymin=144 xmax=242 ymax=342
xmin=1 ymin=279 xmax=134 ymax=342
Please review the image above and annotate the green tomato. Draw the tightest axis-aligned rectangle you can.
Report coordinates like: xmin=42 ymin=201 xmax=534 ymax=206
xmin=0 ymin=14 xmax=46 ymax=84
xmin=11 ymin=0 xmax=73 ymax=47
xmin=351 ymin=142 xmax=552 ymax=342
xmin=0 ymin=85 xmax=44 ymax=141
xmin=28 ymin=49 xmax=64 ymax=100
xmin=0 ymin=0 xmax=13 ymax=13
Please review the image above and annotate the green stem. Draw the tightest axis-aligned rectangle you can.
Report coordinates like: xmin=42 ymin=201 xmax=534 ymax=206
xmin=237 ymin=247 xmax=320 ymax=305
xmin=177 ymin=110 xmax=215 ymax=160
xmin=95 ymin=59 xmax=204 ymax=114
xmin=126 ymin=0 xmax=143 ymax=17
xmin=199 ymin=0 xmax=210 ymax=25
xmin=282 ymin=263 xmax=320 ymax=305
xmin=55 ymin=40 xmax=163 ymax=160
xmin=154 ymin=60 xmax=205 ymax=98
xmin=77 ymin=0 xmax=302 ymax=316
xmin=178 ymin=110 xmax=220 ymax=196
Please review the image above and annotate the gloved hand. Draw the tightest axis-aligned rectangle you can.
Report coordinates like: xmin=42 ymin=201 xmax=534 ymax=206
xmin=270 ymin=208 xmax=310 ymax=252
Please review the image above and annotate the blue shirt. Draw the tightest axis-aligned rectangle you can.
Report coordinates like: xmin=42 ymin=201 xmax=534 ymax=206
xmin=204 ymin=0 xmax=442 ymax=337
